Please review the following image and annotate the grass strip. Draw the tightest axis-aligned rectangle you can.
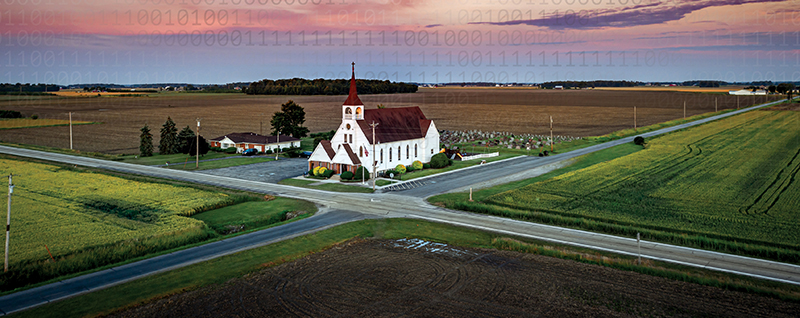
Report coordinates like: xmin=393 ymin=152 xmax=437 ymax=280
xmin=12 ymin=218 xmax=799 ymax=318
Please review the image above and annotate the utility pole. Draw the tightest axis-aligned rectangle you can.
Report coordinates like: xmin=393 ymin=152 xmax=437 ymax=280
xmin=69 ymin=112 xmax=73 ymax=150
xmin=370 ymin=121 xmax=379 ymax=191
xmin=737 ymin=96 xmax=739 ymax=109
xmin=683 ymin=101 xmax=686 ymax=119
xmin=549 ymin=116 xmax=553 ymax=152
xmin=275 ymin=132 xmax=280 ymax=160
xmin=715 ymin=97 xmax=718 ymax=112
xmin=196 ymin=118 xmax=201 ymax=168
xmin=637 ymin=232 xmax=641 ymax=265
xmin=259 ymin=113 xmax=264 ymax=135
xmin=634 ymin=106 xmax=637 ymax=131
xmin=5 ymin=175 xmax=13 ymax=272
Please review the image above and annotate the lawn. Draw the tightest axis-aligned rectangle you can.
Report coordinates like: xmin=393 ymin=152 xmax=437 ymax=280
xmin=437 ymin=110 xmax=800 ymax=263
xmin=391 ymin=153 xmax=520 ymax=181
xmin=192 ymin=199 xmax=317 ymax=233
xmin=116 ymin=152 xmax=236 ymax=165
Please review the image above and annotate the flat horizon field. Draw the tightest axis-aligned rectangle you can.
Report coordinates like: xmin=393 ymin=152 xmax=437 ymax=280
xmin=0 ymin=88 xmax=783 ymax=154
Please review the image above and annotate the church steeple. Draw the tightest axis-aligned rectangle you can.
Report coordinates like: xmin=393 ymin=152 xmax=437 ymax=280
xmin=343 ymin=62 xmax=363 ymax=106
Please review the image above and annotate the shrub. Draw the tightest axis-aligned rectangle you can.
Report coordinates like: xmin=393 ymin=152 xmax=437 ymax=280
xmin=384 ymin=169 xmax=398 ymax=178
xmin=341 ymin=171 xmax=354 ymax=180
xmin=265 ymin=149 xmax=273 ymax=154
xmin=322 ymin=169 xmax=334 ymax=178
xmin=423 ymin=163 xmax=431 ymax=169
xmin=634 ymin=136 xmax=645 ymax=146
xmin=313 ymin=166 xmax=325 ymax=176
xmin=355 ymin=166 xmax=370 ymax=181
xmin=430 ymin=153 xmax=452 ymax=169
xmin=224 ymin=147 xmax=237 ymax=154
xmin=405 ymin=165 xmax=414 ymax=172
xmin=0 ymin=110 xmax=23 ymax=118
xmin=412 ymin=160 xmax=423 ymax=170
xmin=30 ymin=114 xmax=38 ymax=119
xmin=395 ymin=164 xmax=407 ymax=174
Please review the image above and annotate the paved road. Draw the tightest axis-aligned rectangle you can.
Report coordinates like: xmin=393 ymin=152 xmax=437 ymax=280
xmin=0 ymin=98 xmax=797 ymax=315
xmin=0 ymin=209 xmax=368 ymax=315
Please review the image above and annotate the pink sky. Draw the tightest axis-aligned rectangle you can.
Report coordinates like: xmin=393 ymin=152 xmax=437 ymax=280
xmin=1 ymin=0 xmax=798 ymax=84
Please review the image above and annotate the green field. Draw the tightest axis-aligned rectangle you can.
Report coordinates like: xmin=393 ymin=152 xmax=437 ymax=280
xmin=0 ymin=158 xmax=310 ymax=292
xmin=443 ymin=110 xmax=800 ymax=261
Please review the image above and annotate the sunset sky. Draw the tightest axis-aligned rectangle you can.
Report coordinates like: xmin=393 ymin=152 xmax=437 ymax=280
xmin=2 ymin=0 xmax=799 ymax=84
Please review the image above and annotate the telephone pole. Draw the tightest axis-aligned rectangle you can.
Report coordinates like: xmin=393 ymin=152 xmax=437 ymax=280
xmin=69 ymin=112 xmax=73 ymax=150
xmin=196 ymin=118 xmax=201 ymax=168
xmin=715 ymin=97 xmax=718 ymax=112
xmin=549 ymin=116 xmax=554 ymax=152
xmin=275 ymin=132 xmax=280 ymax=160
xmin=370 ymin=121 xmax=379 ymax=191
xmin=683 ymin=101 xmax=686 ymax=119
xmin=5 ymin=174 xmax=13 ymax=272
xmin=634 ymin=106 xmax=637 ymax=131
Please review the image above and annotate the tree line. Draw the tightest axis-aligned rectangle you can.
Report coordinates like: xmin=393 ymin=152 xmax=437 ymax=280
xmin=0 ymin=83 xmax=59 ymax=94
xmin=139 ymin=117 xmax=209 ymax=157
xmin=245 ymin=78 xmax=418 ymax=95
xmin=539 ymin=81 xmax=641 ymax=89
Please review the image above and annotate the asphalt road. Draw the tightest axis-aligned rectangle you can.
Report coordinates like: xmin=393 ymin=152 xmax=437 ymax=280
xmin=0 ymin=209 xmax=368 ymax=315
xmin=0 ymin=98 xmax=797 ymax=315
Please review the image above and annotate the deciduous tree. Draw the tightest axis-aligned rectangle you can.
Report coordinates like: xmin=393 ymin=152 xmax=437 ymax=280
xmin=271 ymin=100 xmax=310 ymax=138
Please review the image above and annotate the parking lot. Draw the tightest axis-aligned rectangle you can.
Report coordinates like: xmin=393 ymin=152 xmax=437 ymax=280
xmin=198 ymin=157 xmax=308 ymax=183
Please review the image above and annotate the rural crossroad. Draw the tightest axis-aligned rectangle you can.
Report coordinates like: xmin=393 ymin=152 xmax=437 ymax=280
xmin=0 ymin=98 xmax=798 ymax=315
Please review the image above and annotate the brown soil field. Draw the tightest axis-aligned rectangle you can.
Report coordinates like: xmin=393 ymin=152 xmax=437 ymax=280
xmin=0 ymin=89 xmax=783 ymax=154
xmin=108 ymin=239 xmax=799 ymax=318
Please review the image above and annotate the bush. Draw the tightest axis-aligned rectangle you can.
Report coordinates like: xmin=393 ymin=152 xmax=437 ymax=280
xmin=384 ymin=169 xmax=399 ymax=178
xmin=395 ymin=164 xmax=407 ymax=174
xmin=30 ymin=114 xmax=38 ymax=119
xmin=0 ymin=110 xmax=23 ymax=118
xmin=430 ymin=153 xmax=452 ymax=169
xmin=412 ymin=160 xmax=423 ymax=170
xmin=423 ymin=163 xmax=431 ymax=169
xmin=265 ymin=149 xmax=273 ymax=154
xmin=405 ymin=165 xmax=415 ymax=172
xmin=313 ymin=166 xmax=326 ymax=176
xmin=341 ymin=171 xmax=354 ymax=180
xmin=634 ymin=136 xmax=645 ymax=146
xmin=355 ymin=166 xmax=370 ymax=181
xmin=322 ymin=169 xmax=334 ymax=178
xmin=224 ymin=147 xmax=237 ymax=154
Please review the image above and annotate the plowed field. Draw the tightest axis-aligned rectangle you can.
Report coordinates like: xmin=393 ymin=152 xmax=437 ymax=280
xmin=0 ymin=89 xmax=781 ymax=153
xmin=109 ymin=239 xmax=800 ymax=318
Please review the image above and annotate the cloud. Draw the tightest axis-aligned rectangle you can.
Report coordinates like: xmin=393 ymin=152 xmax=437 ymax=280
xmin=471 ymin=0 xmax=788 ymax=30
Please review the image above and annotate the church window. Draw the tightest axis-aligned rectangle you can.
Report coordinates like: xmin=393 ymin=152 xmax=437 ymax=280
xmin=345 ymin=108 xmax=352 ymax=114
xmin=389 ymin=148 xmax=392 ymax=162
xmin=346 ymin=123 xmax=351 ymax=130
xmin=359 ymin=146 xmax=363 ymax=157
xmin=397 ymin=146 xmax=401 ymax=159
xmin=406 ymin=145 xmax=409 ymax=159
xmin=380 ymin=149 xmax=383 ymax=163
xmin=415 ymin=144 xmax=418 ymax=157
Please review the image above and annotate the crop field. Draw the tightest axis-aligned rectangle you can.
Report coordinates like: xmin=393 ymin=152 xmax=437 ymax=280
xmin=0 ymin=158 xmax=245 ymax=290
xmin=0 ymin=88 xmax=782 ymax=154
xmin=0 ymin=118 xmax=95 ymax=130
xmin=482 ymin=109 xmax=800 ymax=252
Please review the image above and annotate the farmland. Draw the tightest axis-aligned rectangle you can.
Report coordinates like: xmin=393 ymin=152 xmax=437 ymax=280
xmin=0 ymin=118 xmax=96 ymax=130
xmin=0 ymin=157 xmax=260 ymax=291
xmin=0 ymin=88 xmax=782 ymax=154
xmin=460 ymin=109 xmax=800 ymax=259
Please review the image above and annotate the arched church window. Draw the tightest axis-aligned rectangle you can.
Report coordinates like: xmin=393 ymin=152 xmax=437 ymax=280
xmin=415 ymin=144 xmax=418 ymax=157
xmin=345 ymin=108 xmax=352 ymax=114
xmin=406 ymin=145 xmax=409 ymax=159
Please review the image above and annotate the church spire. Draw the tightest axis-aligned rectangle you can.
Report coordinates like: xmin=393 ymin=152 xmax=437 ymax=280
xmin=343 ymin=62 xmax=363 ymax=106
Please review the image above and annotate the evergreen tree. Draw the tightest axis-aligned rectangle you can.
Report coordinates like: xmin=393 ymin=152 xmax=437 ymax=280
xmin=159 ymin=117 xmax=179 ymax=155
xmin=270 ymin=100 xmax=310 ymax=138
xmin=177 ymin=125 xmax=196 ymax=154
xmin=187 ymin=135 xmax=210 ymax=156
xmin=139 ymin=125 xmax=154 ymax=157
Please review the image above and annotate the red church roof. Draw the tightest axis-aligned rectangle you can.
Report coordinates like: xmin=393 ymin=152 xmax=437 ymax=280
xmin=343 ymin=62 xmax=363 ymax=106
xmin=357 ymin=107 xmax=433 ymax=144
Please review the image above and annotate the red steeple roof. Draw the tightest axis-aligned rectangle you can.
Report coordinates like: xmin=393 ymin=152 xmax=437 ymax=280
xmin=343 ymin=62 xmax=363 ymax=106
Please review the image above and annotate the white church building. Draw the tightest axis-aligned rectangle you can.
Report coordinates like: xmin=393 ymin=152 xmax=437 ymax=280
xmin=308 ymin=64 xmax=440 ymax=174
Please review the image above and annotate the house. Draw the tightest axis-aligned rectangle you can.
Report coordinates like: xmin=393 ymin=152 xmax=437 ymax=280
xmin=209 ymin=132 xmax=301 ymax=153
xmin=308 ymin=64 xmax=440 ymax=174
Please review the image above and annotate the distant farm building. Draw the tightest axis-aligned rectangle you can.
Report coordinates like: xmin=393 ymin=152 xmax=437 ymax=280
xmin=729 ymin=89 xmax=767 ymax=95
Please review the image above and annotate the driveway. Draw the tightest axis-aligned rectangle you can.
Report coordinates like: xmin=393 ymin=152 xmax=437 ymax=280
xmin=198 ymin=157 xmax=308 ymax=183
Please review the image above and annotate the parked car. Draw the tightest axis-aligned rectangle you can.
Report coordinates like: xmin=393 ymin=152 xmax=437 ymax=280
xmin=299 ymin=151 xmax=313 ymax=158
xmin=242 ymin=148 xmax=258 ymax=156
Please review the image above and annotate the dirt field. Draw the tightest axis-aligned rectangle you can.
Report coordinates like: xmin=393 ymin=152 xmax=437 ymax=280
xmin=0 ymin=89 xmax=782 ymax=153
xmin=107 ymin=238 xmax=799 ymax=317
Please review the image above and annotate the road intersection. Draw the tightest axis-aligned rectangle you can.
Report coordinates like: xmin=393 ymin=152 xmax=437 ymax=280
xmin=0 ymin=98 xmax=798 ymax=315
